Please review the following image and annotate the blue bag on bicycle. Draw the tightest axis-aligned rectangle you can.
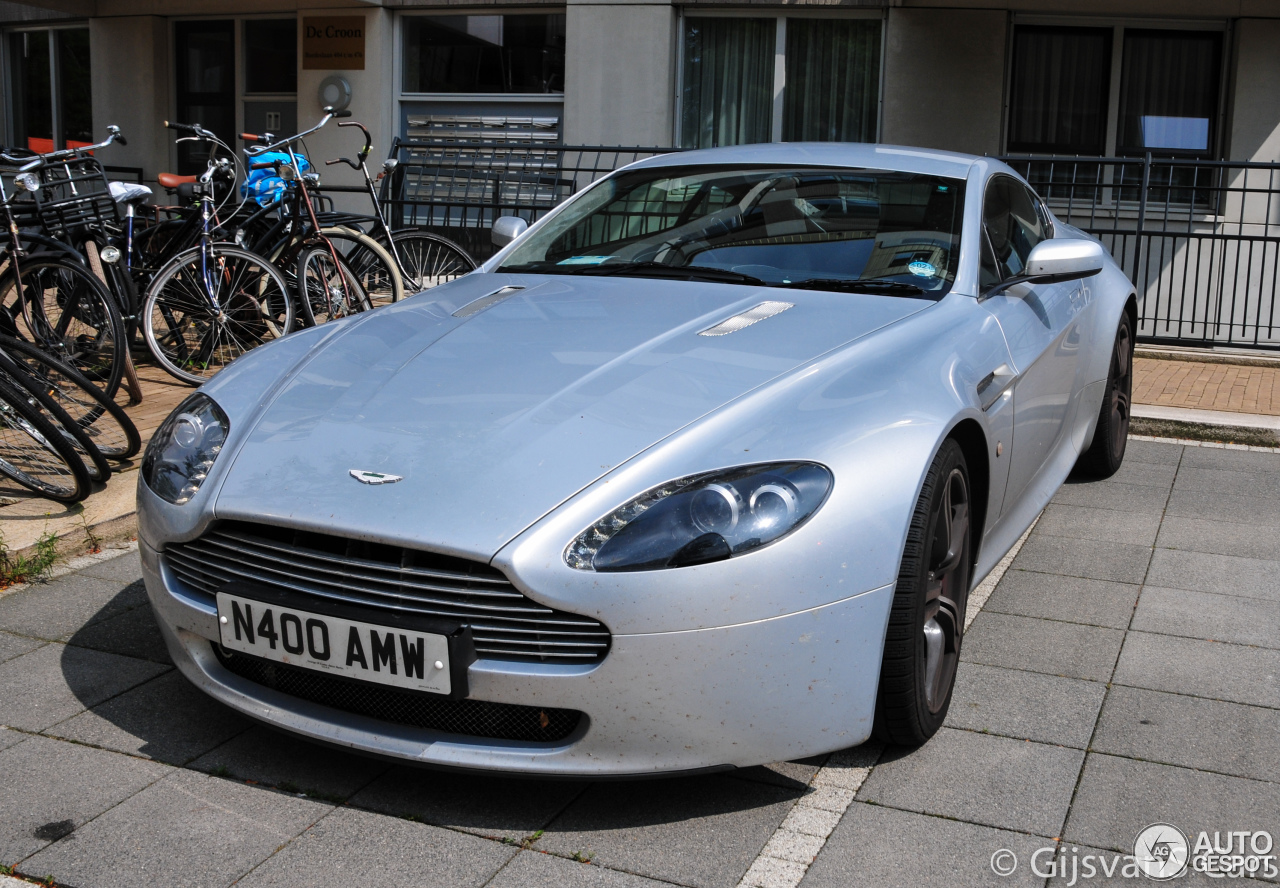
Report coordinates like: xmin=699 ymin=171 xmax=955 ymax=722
xmin=241 ymin=152 xmax=311 ymax=206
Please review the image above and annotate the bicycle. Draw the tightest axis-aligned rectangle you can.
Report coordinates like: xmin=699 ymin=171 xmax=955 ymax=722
xmin=0 ymin=371 xmax=91 ymax=504
xmin=142 ymin=123 xmax=293 ymax=386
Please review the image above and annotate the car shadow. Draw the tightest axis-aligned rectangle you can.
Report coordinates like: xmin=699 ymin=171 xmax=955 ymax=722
xmin=61 ymin=587 xmax=820 ymax=832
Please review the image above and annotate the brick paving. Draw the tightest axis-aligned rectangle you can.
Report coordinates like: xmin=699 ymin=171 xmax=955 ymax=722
xmin=1134 ymin=356 xmax=1280 ymax=416
xmin=0 ymin=439 xmax=1277 ymax=887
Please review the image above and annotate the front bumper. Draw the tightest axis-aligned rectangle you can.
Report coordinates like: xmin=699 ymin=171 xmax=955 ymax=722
xmin=141 ymin=539 xmax=892 ymax=776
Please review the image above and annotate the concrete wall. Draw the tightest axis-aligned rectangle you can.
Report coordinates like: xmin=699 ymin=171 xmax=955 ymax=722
xmin=88 ymin=15 xmax=169 ymax=189
xmin=563 ymin=0 xmax=676 ymax=146
xmin=881 ymin=7 xmax=1007 ymax=155
xmin=296 ymin=5 xmax=396 ymax=213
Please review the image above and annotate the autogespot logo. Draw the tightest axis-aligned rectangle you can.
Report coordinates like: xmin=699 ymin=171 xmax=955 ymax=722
xmin=1133 ymin=824 xmax=1189 ymax=880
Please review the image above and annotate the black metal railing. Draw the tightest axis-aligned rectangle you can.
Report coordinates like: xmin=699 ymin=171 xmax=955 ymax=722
xmin=1001 ymin=153 xmax=1280 ymax=352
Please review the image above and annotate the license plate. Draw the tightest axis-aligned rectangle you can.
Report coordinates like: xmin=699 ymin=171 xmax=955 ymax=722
xmin=216 ymin=590 xmax=454 ymax=696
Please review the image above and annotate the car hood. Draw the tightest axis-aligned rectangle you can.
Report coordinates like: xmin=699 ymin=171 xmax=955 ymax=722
xmin=213 ymin=273 xmax=930 ymax=559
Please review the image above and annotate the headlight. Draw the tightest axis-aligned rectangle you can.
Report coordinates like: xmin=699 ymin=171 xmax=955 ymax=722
xmin=14 ymin=172 xmax=40 ymax=193
xmin=565 ymin=462 xmax=833 ymax=572
xmin=141 ymin=394 xmax=229 ymax=504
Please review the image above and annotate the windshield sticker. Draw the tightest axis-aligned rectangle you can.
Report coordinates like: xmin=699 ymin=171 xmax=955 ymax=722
xmin=908 ymin=261 xmax=937 ymax=278
xmin=558 ymin=256 xmax=614 ymax=266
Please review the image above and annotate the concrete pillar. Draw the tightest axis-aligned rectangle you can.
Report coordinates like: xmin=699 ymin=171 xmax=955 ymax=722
xmin=1227 ymin=19 xmax=1280 ymax=163
xmin=563 ymin=0 xmax=677 ymax=147
xmin=881 ymin=8 xmax=1007 ymax=156
xmin=296 ymin=7 xmax=395 ymax=214
xmin=88 ymin=15 xmax=169 ymax=189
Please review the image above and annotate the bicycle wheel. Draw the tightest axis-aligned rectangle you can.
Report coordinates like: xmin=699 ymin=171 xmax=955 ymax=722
xmin=0 ymin=374 xmax=91 ymax=504
xmin=0 ymin=334 xmax=140 ymax=460
xmin=0 ymin=353 xmax=111 ymax=483
xmin=387 ymin=230 xmax=476 ymax=292
xmin=0 ymin=254 xmax=127 ymax=399
xmin=320 ymin=227 xmax=404 ymax=306
xmin=297 ymin=244 xmax=373 ymax=326
xmin=143 ymin=244 xmax=294 ymax=386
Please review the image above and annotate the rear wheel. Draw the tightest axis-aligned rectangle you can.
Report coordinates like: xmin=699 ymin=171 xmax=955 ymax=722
xmin=387 ymin=230 xmax=476 ymax=292
xmin=874 ymin=439 xmax=973 ymax=746
xmin=1073 ymin=311 xmax=1133 ymax=479
xmin=297 ymin=245 xmax=373 ymax=326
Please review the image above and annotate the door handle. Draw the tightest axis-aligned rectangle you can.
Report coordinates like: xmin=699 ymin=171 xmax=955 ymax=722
xmin=977 ymin=363 xmax=1017 ymax=411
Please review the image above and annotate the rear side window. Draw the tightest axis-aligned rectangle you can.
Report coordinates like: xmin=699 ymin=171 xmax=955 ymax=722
xmin=981 ymin=175 xmax=1047 ymax=282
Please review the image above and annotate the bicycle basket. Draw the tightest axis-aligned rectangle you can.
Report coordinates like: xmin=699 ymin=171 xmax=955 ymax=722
xmin=29 ymin=155 xmax=119 ymax=240
xmin=241 ymin=152 xmax=311 ymax=207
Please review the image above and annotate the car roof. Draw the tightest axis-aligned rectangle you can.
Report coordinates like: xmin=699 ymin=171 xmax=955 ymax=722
xmin=628 ymin=142 xmax=982 ymax=180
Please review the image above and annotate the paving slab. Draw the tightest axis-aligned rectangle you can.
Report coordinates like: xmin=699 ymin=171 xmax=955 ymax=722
xmin=729 ymin=756 xmax=825 ymax=791
xmin=982 ymin=570 xmax=1140 ymax=629
xmin=1132 ymin=586 xmax=1280 ymax=648
xmin=73 ymin=549 xmax=143 ymax=584
xmin=1121 ymin=439 xmax=1184 ymax=466
xmin=1095 ymin=459 xmax=1179 ymax=488
xmin=856 ymin=728 xmax=1083 ymax=837
xmin=1173 ymin=466 xmax=1280 ymax=499
xmin=0 ymin=630 xmax=42 ymax=664
xmin=47 ymin=670 xmax=251 ymax=765
xmin=189 ymin=726 xmax=387 ymax=802
xmin=487 ymin=851 xmax=672 ymax=887
xmin=1033 ymin=504 xmax=1163 ymax=547
xmin=1064 ymin=754 xmax=1280 ymax=856
xmin=1114 ymin=631 xmax=1280 ymax=709
xmin=1050 ymin=480 xmax=1171 ymax=513
xmin=539 ymin=775 xmax=799 ymax=888
xmin=64 ymin=599 xmax=172 ymax=664
xmin=1155 ymin=515 xmax=1280 ymax=561
xmin=1042 ymin=843 xmax=1226 ymax=886
xmin=0 ymin=734 xmax=167 ymax=865
xmin=1178 ymin=445 xmax=1280 ymax=473
xmin=1011 ymin=535 xmax=1152 ymax=585
xmin=801 ymin=802 xmax=1048 ymax=888
xmin=348 ymin=765 xmax=583 ymax=839
xmin=236 ymin=805 xmax=516 ymax=888
xmin=1091 ymin=685 xmax=1280 ymax=783
xmin=1145 ymin=549 xmax=1280 ymax=601
xmin=19 ymin=767 xmax=331 ymax=888
xmin=0 ymin=727 xmax=22 ymax=753
xmin=0 ymin=643 xmax=168 ymax=731
xmin=1164 ymin=487 xmax=1280 ymax=526
xmin=962 ymin=612 xmax=1125 ymax=682
xmin=945 ymin=663 xmax=1106 ymax=748
xmin=0 ymin=575 xmax=147 ymax=641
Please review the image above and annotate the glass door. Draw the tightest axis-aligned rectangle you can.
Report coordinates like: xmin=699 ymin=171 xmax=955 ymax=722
xmin=174 ymin=20 xmax=235 ymax=174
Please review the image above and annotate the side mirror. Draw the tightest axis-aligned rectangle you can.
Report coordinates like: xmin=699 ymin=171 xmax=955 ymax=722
xmin=491 ymin=215 xmax=529 ymax=248
xmin=983 ymin=238 xmax=1106 ymax=299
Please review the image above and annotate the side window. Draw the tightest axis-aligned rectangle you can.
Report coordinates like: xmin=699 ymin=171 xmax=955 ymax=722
xmin=982 ymin=176 xmax=1047 ymax=283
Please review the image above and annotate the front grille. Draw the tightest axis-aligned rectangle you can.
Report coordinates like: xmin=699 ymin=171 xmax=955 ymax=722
xmin=217 ymin=648 xmax=582 ymax=743
xmin=165 ymin=521 xmax=610 ymax=664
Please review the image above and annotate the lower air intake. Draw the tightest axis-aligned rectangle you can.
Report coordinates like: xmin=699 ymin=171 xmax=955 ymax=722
xmin=216 ymin=648 xmax=582 ymax=744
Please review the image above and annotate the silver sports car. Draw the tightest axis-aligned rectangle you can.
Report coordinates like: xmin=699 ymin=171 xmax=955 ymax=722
xmin=138 ymin=143 xmax=1134 ymax=776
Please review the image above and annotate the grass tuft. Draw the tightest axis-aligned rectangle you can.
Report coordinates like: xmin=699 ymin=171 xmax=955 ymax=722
xmin=0 ymin=530 xmax=60 ymax=588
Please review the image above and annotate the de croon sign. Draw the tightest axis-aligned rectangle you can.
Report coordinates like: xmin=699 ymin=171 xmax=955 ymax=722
xmin=303 ymin=16 xmax=365 ymax=70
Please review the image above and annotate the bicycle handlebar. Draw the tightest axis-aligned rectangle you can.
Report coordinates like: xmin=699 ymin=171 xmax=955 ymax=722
xmin=245 ymin=107 xmax=349 ymax=156
xmin=1 ymin=126 xmax=127 ymax=169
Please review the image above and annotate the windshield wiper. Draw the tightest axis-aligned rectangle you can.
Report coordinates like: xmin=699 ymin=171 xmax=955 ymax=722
xmin=570 ymin=261 xmax=767 ymax=286
xmin=781 ymin=278 xmax=926 ymax=296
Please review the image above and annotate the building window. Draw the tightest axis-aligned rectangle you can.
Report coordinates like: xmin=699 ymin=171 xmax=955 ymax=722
xmin=680 ymin=15 xmax=881 ymax=150
xmin=402 ymin=14 xmax=566 ymax=95
xmin=244 ymin=19 xmax=297 ymax=94
xmin=1007 ymin=22 xmax=1224 ymax=159
xmin=6 ymin=27 xmax=92 ymax=152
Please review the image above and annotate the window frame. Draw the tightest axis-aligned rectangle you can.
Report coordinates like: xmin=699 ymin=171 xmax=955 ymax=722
xmin=1 ymin=22 xmax=92 ymax=153
xmin=1002 ymin=15 xmax=1232 ymax=160
xmin=674 ymin=7 xmax=886 ymax=148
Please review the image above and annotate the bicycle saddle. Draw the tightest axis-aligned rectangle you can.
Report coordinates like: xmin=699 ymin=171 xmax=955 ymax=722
xmin=157 ymin=172 xmax=197 ymax=189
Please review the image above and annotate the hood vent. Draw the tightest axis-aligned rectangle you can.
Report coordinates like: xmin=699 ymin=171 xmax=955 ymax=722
xmin=453 ymin=285 xmax=524 ymax=319
xmin=699 ymin=301 xmax=794 ymax=337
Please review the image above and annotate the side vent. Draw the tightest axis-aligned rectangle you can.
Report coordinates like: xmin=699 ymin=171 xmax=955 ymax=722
xmin=699 ymin=301 xmax=795 ymax=337
xmin=453 ymin=286 xmax=524 ymax=319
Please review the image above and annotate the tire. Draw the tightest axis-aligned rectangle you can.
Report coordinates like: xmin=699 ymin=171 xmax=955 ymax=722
xmin=1072 ymin=312 xmax=1133 ymax=480
xmin=0 ymin=353 xmax=111 ymax=483
xmin=143 ymin=244 xmax=294 ymax=386
xmin=0 ymin=334 xmax=141 ymax=460
xmin=874 ymin=439 xmax=974 ymax=746
xmin=0 ymin=254 xmax=128 ymax=399
xmin=0 ymin=374 xmax=91 ymax=504
xmin=387 ymin=230 xmax=476 ymax=292
xmin=296 ymin=244 xmax=373 ymax=326
xmin=320 ymin=227 xmax=404 ymax=306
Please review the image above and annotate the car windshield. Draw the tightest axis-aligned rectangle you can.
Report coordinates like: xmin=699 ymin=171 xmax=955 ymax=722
xmin=498 ymin=165 xmax=966 ymax=298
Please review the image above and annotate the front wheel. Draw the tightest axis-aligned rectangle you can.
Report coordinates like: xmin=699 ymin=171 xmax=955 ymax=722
xmin=143 ymin=244 xmax=294 ymax=386
xmin=297 ymin=244 xmax=373 ymax=326
xmin=874 ymin=438 xmax=973 ymax=746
